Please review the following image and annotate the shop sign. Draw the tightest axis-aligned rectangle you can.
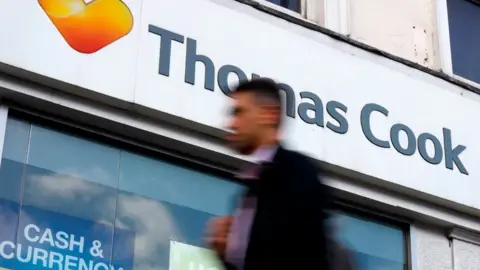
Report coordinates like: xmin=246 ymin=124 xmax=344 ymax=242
xmin=0 ymin=0 xmax=479 ymax=210
xmin=0 ymin=199 xmax=134 ymax=270
xmin=148 ymin=25 xmax=469 ymax=176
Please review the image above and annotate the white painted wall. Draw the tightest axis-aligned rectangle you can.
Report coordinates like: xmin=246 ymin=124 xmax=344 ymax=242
xmin=412 ymin=224 xmax=480 ymax=270
xmin=346 ymin=0 xmax=439 ymax=70
xmin=453 ymin=240 xmax=480 ymax=270
xmin=261 ymin=0 xmax=441 ymax=70
xmin=247 ymin=0 xmax=442 ymax=70
xmin=413 ymin=224 xmax=452 ymax=270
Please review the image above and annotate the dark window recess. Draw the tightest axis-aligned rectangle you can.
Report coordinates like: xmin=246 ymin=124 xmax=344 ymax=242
xmin=447 ymin=0 xmax=480 ymax=84
xmin=267 ymin=0 xmax=300 ymax=12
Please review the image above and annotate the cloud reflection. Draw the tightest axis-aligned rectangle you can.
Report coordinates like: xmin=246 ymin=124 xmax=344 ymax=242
xmin=116 ymin=193 xmax=180 ymax=270
xmin=24 ymin=165 xmax=182 ymax=270
xmin=25 ymin=167 xmax=117 ymax=225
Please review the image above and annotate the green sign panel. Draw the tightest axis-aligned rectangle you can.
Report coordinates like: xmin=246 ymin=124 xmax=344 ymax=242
xmin=169 ymin=240 xmax=225 ymax=270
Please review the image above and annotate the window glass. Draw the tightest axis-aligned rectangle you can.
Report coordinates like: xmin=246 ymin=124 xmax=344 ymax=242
xmin=447 ymin=0 xmax=480 ymax=84
xmin=0 ymin=117 xmax=243 ymax=270
xmin=2 ymin=118 xmax=30 ymax=163
xmin=266 ymin=0 xmax=300 ymax=12
xmin=0 ymin=118 xmax=30 ymax=202
xmin=0 ymin=120 xmax=120 ymax=270
xmin=0 ymin=118 xmax=29 ymax=270
xmin=119 ymin=151 xmax=240 ymax=215
xmin=27 ymin=125 xmax=120 ymax=188
xmin=330 ymin=212 xmax=406 ymax=270
xmin=116 ymin=151 xmax=243 ymax=270
xmin=0 ymin=117 xmax=407 ymax=270
xmin=23 ymin=124 xmax=119 ymax=224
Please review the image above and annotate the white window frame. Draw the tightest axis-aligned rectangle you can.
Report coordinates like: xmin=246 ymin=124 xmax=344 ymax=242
xmin=449 ymin=227 xmax=480 ymax=246
xmin=254 ymin=0 xmax=349 ymax=33
xmin=300 ymin=0 xmax=324 ymax=26
xmin=324 ymin=0 xmax=350 ymax=35
xmin=0 ymin=105 xmax=8 ymax=167
xmin=255 ymin=0 xmax=308 ymax=20
xmin=436 ymin=0 xmax=480 ymax=89
xmin=436 ymin=0 xmax=454 ymax=75
xmin=409 ymin=225 xmax=419 ymax=270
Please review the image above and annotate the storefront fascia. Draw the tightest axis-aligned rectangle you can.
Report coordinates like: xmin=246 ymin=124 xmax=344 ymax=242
xmin=0 ymin=0 xmax=479 ymax=237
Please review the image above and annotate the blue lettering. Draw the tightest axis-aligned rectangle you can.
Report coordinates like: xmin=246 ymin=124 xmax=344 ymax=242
xmin=149 ymin=25 xmax=468 ymax=175
xmin=148 ymin=25 xmax=184 ymax=77
xmin=298 ymin=91 xmax=324 ymax=127
xmin=326 ymin=101 xmax=348 ymax=134
xmin=360 ymin=103 xmax=390 ymax=148
xmin=443 ymin=128 xmax=468 ymax=175
xmin=390 ymin=123 xmax=416 ymax=156
xmin=360 ymin=104 xmax=467 ymax=174
xmin=217 ymin=65 xmax=248 ymax=96
xmin=417 ymin=133 xmax=443 ymax=165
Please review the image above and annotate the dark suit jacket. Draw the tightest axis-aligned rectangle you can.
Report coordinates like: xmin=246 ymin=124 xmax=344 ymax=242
xmin=222 ymin=146 xmax=331 ymax=270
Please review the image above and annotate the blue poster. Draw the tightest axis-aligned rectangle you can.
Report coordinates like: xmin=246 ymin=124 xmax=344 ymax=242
xmin=0 ymin=199 xmax=135 ymax=270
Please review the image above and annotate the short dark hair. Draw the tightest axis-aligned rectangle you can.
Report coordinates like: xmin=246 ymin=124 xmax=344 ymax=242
xmin=233 ymin=78 xmax=281 ymax=107
xmin=233 ymin=78 xmax=283 ymax=126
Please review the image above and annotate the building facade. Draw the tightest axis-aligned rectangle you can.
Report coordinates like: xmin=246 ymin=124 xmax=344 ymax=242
xmin=0 ymin=1 xmax=479 ymax=270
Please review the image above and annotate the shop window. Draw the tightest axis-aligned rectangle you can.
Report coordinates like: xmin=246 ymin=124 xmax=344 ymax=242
xmin=115 ymin=151 xmax=242 ymax=270
xmin=0 ymin=116 xmax=407 ymax=270
xmin=446 ymin=0 xmax=480 ymax=84
xmin=329 ymin=211 xmax=407 ymax=270
xmin=0 ymin=117 xmax=243 ymax=270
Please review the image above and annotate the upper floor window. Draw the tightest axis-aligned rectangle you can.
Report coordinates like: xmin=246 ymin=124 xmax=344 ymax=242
xmin=255 ymin=1 xmax=349 ymax=39
xmin=266 ymin=0 xmax=301 ymax=12
xmin=441 ymin=0 xmax=480 ymax=85
xmin=257 ymin=0 xmax=326 ymax=27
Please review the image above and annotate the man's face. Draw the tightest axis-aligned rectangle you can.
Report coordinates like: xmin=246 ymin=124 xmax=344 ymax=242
xmin=227 ymin=92 xmax=262 ymax=155
xmin=226 ymin=91 xmax=278 ymax=155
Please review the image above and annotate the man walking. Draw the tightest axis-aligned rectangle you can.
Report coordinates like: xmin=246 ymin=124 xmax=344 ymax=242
xmin=205 ymin=78 xmax=331 ymax=270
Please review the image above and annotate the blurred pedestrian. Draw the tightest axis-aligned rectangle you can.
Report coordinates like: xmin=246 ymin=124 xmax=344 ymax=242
xmin=205 ymin=78 xmax=331 ymax=270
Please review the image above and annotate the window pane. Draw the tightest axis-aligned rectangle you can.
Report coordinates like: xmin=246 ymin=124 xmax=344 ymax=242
xmin=115 ymin=151 xmax=243 ymax=270
xmin=0 ymin=199 xmax=19 ymax=270
xmin=27 ymin=125 xmax=120 ymax=188
xmin=14 ymin=205 xmax=126 ymax=270
xmin=119 ymin=151 xmax=240 ymax=215
xmin=267 ymin=0 xmax=300 ymax=12
xmin=0 ymin=118 xmax=242 ymax=270
xmin=0 ymin=118 xmax=30 ymax=203
xmin=0 ymin=118 xmax=29 ymax=270
xmin=22 ymin=124 xmax=119 ymax=224
xmin=447 ymin=0 xmax=480 ymax=84
xmin=0 ymin=121 xmax=123 ymax=270
xmin=2 ymin=118 xmax=30 ymax=163
xmin=330 ymin=212 xmax=406 ymax=270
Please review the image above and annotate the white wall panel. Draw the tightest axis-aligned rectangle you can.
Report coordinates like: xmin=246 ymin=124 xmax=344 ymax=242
xmin=413 ymin=224 xmax=452 ymax=270
xmin=453 ymin=240 xmax=480 ymax=270
xmin=349 ymin=0 xmax=439 ymax=69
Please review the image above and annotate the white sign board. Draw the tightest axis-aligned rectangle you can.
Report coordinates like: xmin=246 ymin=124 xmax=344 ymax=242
xmin=0 ymin=0 xmax=478 ymax=209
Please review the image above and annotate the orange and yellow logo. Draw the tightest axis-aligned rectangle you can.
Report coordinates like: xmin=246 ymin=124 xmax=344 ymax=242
xmin=38 ymin=0 xmax=134 ymax=54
